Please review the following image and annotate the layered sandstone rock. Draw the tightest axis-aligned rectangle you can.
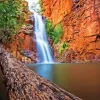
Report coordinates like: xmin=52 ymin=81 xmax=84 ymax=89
xmin=42 ymin=0 xmax=100 ymax=62
xmin=8 ymin=19 xmax=36 ymax=63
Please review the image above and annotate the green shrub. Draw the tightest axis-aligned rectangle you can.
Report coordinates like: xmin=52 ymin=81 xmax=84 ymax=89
xmin=0 ymin=0 xmax=26 ymax=44
xmin=59 ymin=42 xmax=68 ymax=54
xmin=45 ymin=19 xmax=63 ymax=44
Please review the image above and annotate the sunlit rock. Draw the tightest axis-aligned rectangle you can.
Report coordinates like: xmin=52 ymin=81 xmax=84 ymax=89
xmin=42 ymin=0 xmax=100 ymax=62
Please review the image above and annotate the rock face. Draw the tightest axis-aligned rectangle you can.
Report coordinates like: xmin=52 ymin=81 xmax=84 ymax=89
xmin=42 ymin=0 xmax=73 ymax=24
xmin=42 ymin=0 xmax=100 ymax=62
xmin=5 ymin=0 xmax=37 ymax=63
xmin=7 ymin=19 xmax=37 ymax=63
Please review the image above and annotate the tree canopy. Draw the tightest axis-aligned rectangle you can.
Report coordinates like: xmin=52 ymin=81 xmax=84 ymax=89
xmin=0 ymin=0 xmax=27 ymax=44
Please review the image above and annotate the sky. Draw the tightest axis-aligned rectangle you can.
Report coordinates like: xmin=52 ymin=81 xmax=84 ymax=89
xmin=25 ymin=0 xmax=40 ymax=12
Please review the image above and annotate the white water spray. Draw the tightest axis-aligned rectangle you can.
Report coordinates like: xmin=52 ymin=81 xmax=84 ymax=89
xmin=32 ymin=13 xmax=54 ymax=63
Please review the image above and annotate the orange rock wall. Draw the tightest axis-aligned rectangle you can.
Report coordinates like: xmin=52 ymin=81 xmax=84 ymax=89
xmin=42 ymin=0 xmax=100 ymax=62
xmin=9 ymin=33 xmax=33 ymax=60
xmin=42 ymin=0 xmax=73 ymax=24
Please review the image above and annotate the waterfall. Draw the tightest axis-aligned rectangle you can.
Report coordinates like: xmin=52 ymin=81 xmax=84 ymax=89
xmin=32 ymin=12 xmax=54 ymax=63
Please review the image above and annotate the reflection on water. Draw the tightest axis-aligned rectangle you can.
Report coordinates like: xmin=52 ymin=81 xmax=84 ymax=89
xmin=28 ymin=63 xmax=100 ymax=100
xmin=0 ymin=63 xmax=100 ymax=100
xmin=32 ymin=64 xmax=53 ymax=80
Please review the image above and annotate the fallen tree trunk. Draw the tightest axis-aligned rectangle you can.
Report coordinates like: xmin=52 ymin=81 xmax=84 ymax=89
xmin=0 ymin=45 xmax=82 ymax=100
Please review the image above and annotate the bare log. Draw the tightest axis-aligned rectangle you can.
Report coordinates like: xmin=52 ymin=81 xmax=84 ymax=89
xmin=0 ymin=46 xmax=82 ymax=100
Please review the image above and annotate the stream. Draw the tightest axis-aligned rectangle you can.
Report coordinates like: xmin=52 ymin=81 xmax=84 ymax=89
xmin=28 ymin=63 xmax=100 ymax=100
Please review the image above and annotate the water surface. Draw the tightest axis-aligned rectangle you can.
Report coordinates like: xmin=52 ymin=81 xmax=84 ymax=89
xmin=28 ymin=63 xmax=100 ymax=100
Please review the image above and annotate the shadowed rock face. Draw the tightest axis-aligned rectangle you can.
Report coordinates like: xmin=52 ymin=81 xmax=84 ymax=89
xmin=42 ymin=0 xmax=100 ymax=63
xmin=7 ymin=19 xmax=37 ymax=63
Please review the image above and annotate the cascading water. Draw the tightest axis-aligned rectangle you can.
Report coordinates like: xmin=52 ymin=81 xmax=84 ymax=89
xmin=32 ymin=12 xmax=54 ymax=63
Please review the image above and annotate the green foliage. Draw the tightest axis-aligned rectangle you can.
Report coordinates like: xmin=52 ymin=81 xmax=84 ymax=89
xmin=38 ymin=0 xmax=45 ymax=13
xmin=59 ymin=42 xmax=68 ymax=54
xmin=45 ymin=19 xmax=63 ymax=44
xmin=45 ymin=20 xmax=54 ymax=37
xmin=0 ymin=0 xmax=26 ymax=44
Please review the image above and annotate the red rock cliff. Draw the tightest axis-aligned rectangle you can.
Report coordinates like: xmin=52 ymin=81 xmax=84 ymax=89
xmin=42 ymin=0 xmax=100 ymax=62
xmin=42 ymin=0 xmax=73 ymax=24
